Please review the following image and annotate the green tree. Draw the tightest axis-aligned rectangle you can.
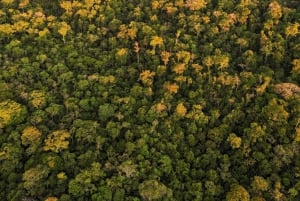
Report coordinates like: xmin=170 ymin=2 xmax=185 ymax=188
xmin=22 ymin=165 xmax=49 ymax=196
xmin=98 ymin=103 xmax=115 ymax=122
xmin=139 ymin=180 xmax=172 ymax=201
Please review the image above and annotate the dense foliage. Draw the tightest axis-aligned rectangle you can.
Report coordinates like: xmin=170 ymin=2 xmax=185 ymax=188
xmin=0 ymin=0 xmax=300 ymax=201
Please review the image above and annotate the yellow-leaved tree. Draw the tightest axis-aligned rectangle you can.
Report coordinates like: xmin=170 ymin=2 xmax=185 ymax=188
xmin=139 ymin=70 xmax=156 ymax=86
xmin=43 ymin=130 xmax=71 ymax=153
xmin=227 ymin=133 xmax=242 ymax=149
xmin=226 ymin=184 xmax=250 ymax=201
xmin=251 ymin=176 xmax=269 ymax=192
xmin=161 ymin=51 xmax=172 ymax=66
xmin=268 ymin=1 xmax=282 ymax=20
xmin=29 ymin=90 xmax=47 ymax=109
xmin=185 ymin=0 xmax=207 ymax=11
xmin=21 ymin=126 xmax=42 ymax=154
xmin=44 ymin=197 xmax=58 ymax=201
xmin=176 ymin=103 xmax=187 ymax=117
xmin=291 ymin=59 xmax=300 ymax=75
xmin=58 ymin=22 xmax=71 ymax=43
xmin=0 ymin=100 xmax=27 ymax=128
xmin=285 ymin=23 xmax=299 ymax=37
xmin=164 ymin=82 xmax=179 ymax=94
xmin=116 ymin=48 xmax=128 ymax=64
xmin=150 ymin=36 xmax=164 ymax=50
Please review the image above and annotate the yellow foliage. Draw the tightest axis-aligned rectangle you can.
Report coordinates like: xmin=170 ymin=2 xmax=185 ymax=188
xmin=202 ymin=16 xmax=210 ymax=24
xmin=164 ymin=82 xmax=179 ymax=94
xmin=173 ymin=63 xmax=186 ymax=74
xmin=155 ymin=102 xmax=167 ymax=113
xmin=152 ymin=1 xmax=161 ymax=9
xmin=133 ymin=6 xmax=142 ymax=17
xmin=60 ymin=1 xmax=73 ymax=14
xmin=44 ymin=197 xmax=58 ymax=201
xmin=13 ymin=21 xmax=29 ymax=32
xmin=174 ymin=75 xmax=187 ymax=83
xmin=268 ymin=1 xmax=282 ymax=19
xmin=117 ymin=24 xmax=128 ymax=39
xmin=30 ymin=90 xmax=47 ymax=109
xmin=203 ymin=56 xmax=214 ymax=68
xmin=161 ymin=51 xmax=172 ymax=65
xmin=38 ymin=28 xmax=50 ymax=37
xmin=139 ymin=70 xmax=155 ymax=86
xmin=236 ymin=38 xmax=249 ymax=48
xmin=21 ymin=126 xmax=42 ymax=146
xmin=100 ymin=75 xmax=116 ymax=84
xmin=2 ymin=0 xmax=14 ymax=4
xmin=291 ymin=59 xmax=300 ymax=75
xmin=191 ymin=64 xmax=203 ymax=72
xmin=128 ymin=27 xmax=137 ymax=40
xmin=76 ymin=9 xmax=89 ymax=18
xmin=226 ymin=184 xmax=250 ymax=201
xmin=57 ymin=172 xmax=67 ymax=180
xmin=47 ymin=156 xmax=56 ymax=168
xmin=116 ymin=48 xmax=128 ymax=57
xmin=176 ymin=51 xmax=191 ymax=64
xmin=256 ymin=76 xmax=271 ymax=95
xmin=176 ymin=103 xmax=187 ymax=117
xmin=166 ymin=4 xmax=177 ymax=15
xmin=0 ymin=100 xmax=26 ymax=128
xmin=215 ymin=54 xmax=230 ymax=70
xmin=150 ymin=36 xmax=164 ymax=48
xmin=227 ymin=133 xmax=242 ymax=149
xmin=43 ymin=130 xmax=71 ymax=153
xmin=58 ymin=22 xmax=71 ymax=39
xmin=0 ymin=24 xmax=15 ymax=34
xmin=84 ymin=0 xmax=96 ymax=9
xmin=185 ymin=0 xmax=207 ymax=10
xmin=252 ymin=176 xmax=269 ymax=191
xmin=19 ymin=0 xmax=29 ymax=8
xmin=285 ymin=23 xmax=299 ymax=37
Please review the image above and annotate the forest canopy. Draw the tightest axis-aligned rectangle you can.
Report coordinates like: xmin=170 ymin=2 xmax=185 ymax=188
xmin=0 ymin=0 xmax=299 ymax=201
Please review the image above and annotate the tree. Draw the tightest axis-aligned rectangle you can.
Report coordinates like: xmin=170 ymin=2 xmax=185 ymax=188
xmin=0 ymin=100 xmax=27 ymax=128
xmin=291 ymin=59 xmax=300 ymax=75
xmin=29 ymin=90 xmax=47 ymax=109
xmin=160 ymin=51 xmax=172 ymax=66
xmin=21 ymin=126 xmax=42 ymax=154
xmin=185 ymin=0 xmax=207 ymax=11
xmin=150 ymin=36 xmax=164 ymax=50
xmin=43 ymin=130 xmax=71 ymax=153
xmin=139 ymin=70 xmax=155 ymax=86
xmin=251 ymin=176 xmax=269 ymax=192
xmin=176 ymin=102 xmax=187 ymax=117
xmin=139 ymin=180 xmax=172 ymax=201
xmin=58 ymin=22 xmax=71 ymax=43
xmin=244 ymin=123 xmax=266 ymax=144
xmin=285 ymin=23 xmax=299 ymax=38
xmin=22 ymin=165 xmax=49 ymax=196
xmin=44 ymin=197 xmax=58 ymax=201
xmin=98 ymin=103 xmax=115 ymax=122
xmin=227 ymin=133 xmax=242 ymax=149
xmin=226 ymin=184 xmax=250 ymax=201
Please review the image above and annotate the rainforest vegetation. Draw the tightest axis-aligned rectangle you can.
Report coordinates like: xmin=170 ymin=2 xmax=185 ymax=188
xmin=0 ymin=0 xmax=300 ymax=201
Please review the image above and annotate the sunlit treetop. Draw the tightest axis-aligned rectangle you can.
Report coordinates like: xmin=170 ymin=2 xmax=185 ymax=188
xmin=185 ymin=0 xmax=207 ymax=11
xmin=0 ymin=100 xmax=27 ymax=128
